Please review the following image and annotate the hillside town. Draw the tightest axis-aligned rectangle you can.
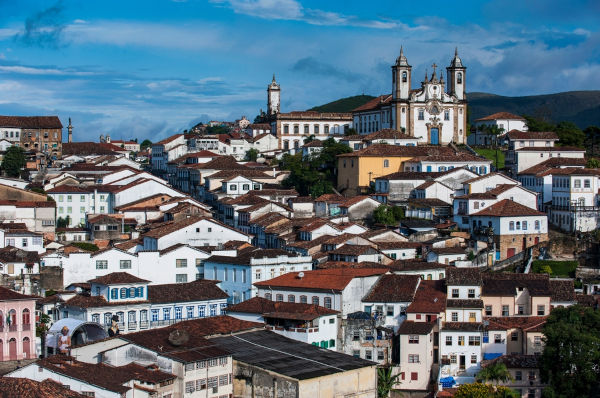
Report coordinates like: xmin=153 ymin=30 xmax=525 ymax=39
xmin=0 ymin=46 xmax=598 ymax=398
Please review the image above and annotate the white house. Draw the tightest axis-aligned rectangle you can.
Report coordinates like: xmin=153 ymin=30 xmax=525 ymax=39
xmin=469 ymin=112 xmax=528 ymax=146
xmin=254 ymin=268 xmax=388 ymax=318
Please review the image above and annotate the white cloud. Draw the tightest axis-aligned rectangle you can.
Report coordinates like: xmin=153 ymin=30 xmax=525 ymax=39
xmin=0 ymin=65 xmax=97 ymax=76
xmin=216 ymin=0 xmax=407 ymax=30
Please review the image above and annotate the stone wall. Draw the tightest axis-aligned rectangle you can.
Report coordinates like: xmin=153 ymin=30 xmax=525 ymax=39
xmin=233 ymin=360 xmax=299 ymax=398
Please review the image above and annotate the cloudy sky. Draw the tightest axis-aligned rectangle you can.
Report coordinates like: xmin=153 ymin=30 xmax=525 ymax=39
xmin=0 ymin=0 xmax=599 ymax=141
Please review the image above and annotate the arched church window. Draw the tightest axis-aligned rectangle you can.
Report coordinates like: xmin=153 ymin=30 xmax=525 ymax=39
xmin=402 ymin=71 xmax=407 ymax=83
xmin=418 ymin=110 xmax=424 ymax=120
xmin=457 ymin=72 xmax=462 ymax=84
xmin=444 ymin=110 xmax=450 ymax=121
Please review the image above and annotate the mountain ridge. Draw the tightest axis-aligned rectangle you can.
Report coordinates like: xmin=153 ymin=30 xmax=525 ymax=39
xmin=308 ymin=91 xmax=600 ymax=128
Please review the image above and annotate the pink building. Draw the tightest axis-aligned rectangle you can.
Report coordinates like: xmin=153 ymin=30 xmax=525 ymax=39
xmin=0 ymin=287 xmax=37 ymax=360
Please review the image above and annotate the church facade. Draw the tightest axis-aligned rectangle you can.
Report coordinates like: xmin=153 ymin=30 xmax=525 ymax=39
xmin=353 ymin=48 xmax=467 ymax=145
xmin=265 ymin=75 xmax=353 ymax=153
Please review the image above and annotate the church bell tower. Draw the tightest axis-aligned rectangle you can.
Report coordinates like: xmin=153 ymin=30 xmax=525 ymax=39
xmin=267 ymin=74 xmax=281 ymax=115
xmin=446 ymin=47 xmax=466 ymax=100
xmin=391 ymin=46 xmax=412 ymax=132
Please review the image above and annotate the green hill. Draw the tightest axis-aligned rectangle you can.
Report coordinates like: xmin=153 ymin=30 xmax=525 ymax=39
xmin=468 ymin=91 xmax=600 ymax=128
xmin=309 ymin=91 xmax=600 ymax=128
xmin=308 ymin=95 xmax=375 ymax=113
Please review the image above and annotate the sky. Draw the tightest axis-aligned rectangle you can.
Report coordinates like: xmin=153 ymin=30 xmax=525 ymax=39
xmin=0 ymin=0 xmax=599 ymax=142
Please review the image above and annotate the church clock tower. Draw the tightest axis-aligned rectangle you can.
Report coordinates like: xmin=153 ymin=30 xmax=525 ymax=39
xmin=391 ymin=46 xmax=412 ymax=132
xmin=267 ymin=74 xmax=281 ymax=115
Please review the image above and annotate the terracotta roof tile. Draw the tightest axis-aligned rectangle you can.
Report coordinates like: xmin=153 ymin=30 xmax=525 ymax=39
xmin=447 ymin=268 xmax=482 ymax=286
xmin=475 ymin=112 xmax=525 ymax=121
xmin=227 ymin=297 xmax=338 ymax=320
xmin=518 ymin=157 xmax=587 ymax=175
xmin=485 ymin=316 xmax=547 ymax=332
xmin=471 ymin=199 xmax=544 ymax=217
xmin=406 ymin=280 xmax=446 ymax=314
xmin=362 ymin=274 xmax=420 ymax=302
xmin=88 ymin=272 xmax=149 ymax=285
xmin=0 ymin=286 xmax=38 ymax=301
xmin=364 ymin=129 xmax=414 ymax=141
xmin=0 ymin=377 xmax=85 ymax=398
xmin=148 ymin=280 xmax=228 ymax=304
xmin=506 ymin=130 xmax=558 ymax=140
xmin=338 ymin=144 xmax=461 ymax=158
xmin=549 ymin=279 xmax=576 ymax=302
xmin=0 ymin=115 xmax=62 ymax=129
xmin=488 ymin=354 xmax=540 ymax=369
xmin=352 ymin=94 xmax=392 ymax=112
xmin=397 ymin=320 xmax=436 ymax=335
xmin=254 ymin=268 xmax=388 ymax=292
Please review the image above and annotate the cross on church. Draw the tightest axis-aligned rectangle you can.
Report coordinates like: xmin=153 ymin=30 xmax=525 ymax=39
xmin=431 ymin=63 xmax=437 ymax=75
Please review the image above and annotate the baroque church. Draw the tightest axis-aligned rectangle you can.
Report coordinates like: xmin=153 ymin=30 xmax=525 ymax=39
xmin=352 ymin=47 xmax=467 ymax=145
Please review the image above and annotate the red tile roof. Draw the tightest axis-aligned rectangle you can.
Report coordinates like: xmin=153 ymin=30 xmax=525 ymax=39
xmin=486 ymin=316 xmax=547 ymax=332
xmin=515 ymin=146 xmax=584 ymax=152
xmin=475 ymin=112 xmax=525 ymax=121
xmin=0 ymin=200 xmax=55 ymax=208
xmin=254 ymin=268 xmax=388 ymax=292
xmin=338 ymin=144 xmax=460 ymax=158
xmin=506 ymin=130 xmax=558 ymax=140
xmin=0 ymin=377 xmax=85 ymax=398
xmin=148 ymin=280 xmax=228 ymax=303
xmin=0 ymin=115 xmax=62 ymax=129
xmin=87 ymin=272 xmax=149 ymax=285
xmin=227 ymin=296 xmax=338 ymax=320
xmin=352 ymin=95 xmax=392 ymax=112
xmin=471 ymin=199 xmax=544 ymax=217
xmin=0 ymin=285 xmax=38 ymax=301
xmin=406 ymin=280 xmax=446 ymax=314
xmin=364 ymin=129 xmax=414 ymax=141
xmin=518 ymin=157 xmax=587 ymax=175
xmin=362 ymin=274 xmax=420 ymax=302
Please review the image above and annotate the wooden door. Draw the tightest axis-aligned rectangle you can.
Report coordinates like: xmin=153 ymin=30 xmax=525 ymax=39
xmin=507 ymin=248 xmax=516 ymax=258
xmin=8 ymin=339 xmax=17 ymax=360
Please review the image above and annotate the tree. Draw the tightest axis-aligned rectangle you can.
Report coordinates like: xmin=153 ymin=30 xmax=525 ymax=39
xmin=377 ymin=367 xmax=401 ymax=398
xmin=245 ymin=148 xmax=259 ymax=162
xmin=540 ymin=305 xmax=600 ymax=398
xmin=56 ymin=216 xmax=70 ymax=228
xmin=454 ymin=383 xmax=519 ymax=398
xmin=584 ymin=126 xmax=600 ymax=157
xmin=1 ymin=146 xmax=26 ymax=177
xmin=523 ymin=115 xmax=554 ymax=132
xmin=280 ymin=138 xmax=351 ymax=197
xmin=140 ymin=139 xmax=152 ymax=151
xmin=537 ymin=264 xmax=553 ymax=275
xmin=373 ymin=204 xmax=404 ymax=226
xmin=477 ymin=124 xmax=504 ymax=169
xmin=554 ymin=121 xmax=585 ymax=147
xmin=477 ymin=362 xmax=512 ymax=385
xmin=345 ymin=127 xmax=358 ymax=136
xmin=586 ymin=157 xmax=600 ymax=168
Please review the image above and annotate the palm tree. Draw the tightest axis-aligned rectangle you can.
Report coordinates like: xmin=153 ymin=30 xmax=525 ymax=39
xmin=477 ymin=362 xmax=512 ymax=386
xmin=377 ymin=366 xmax=402 ymax=398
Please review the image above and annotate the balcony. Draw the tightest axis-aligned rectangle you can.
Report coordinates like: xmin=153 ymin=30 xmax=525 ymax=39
xmin=139 ymin=321 xmax=149 ymax=329
xmin=8 ymin=325 xmax=17 ymax=332
xmin=128 ymin=322 xmax=137 ymax=331
xmin=22 ymin=324 xmax=31 ymax=331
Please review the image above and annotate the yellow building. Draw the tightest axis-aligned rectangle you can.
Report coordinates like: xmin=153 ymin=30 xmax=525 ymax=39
xmin=337 ymin=144 xmax=460 ymax=196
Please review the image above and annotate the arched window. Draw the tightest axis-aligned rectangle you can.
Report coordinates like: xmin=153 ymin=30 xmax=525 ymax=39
xmin=324 ymin=297 xmax=332 ymax=309
xmin=120 ymin=287 xmax=127 ymax=298
xmin=402 ymin=71 xmax=407 ymax=83
xmin=300 ymin=295 xmax=307 ymax=304
xmin=22 ymin=309 xmax=30 ymax=327
xmin=265 ymin=293 xmax=272 ymax=300
xmin=116 ymin=312 xmax=124 ymax=324
xmin=91 ymin=313 xmax=100 ymax=323
xmin=275 ymin=294 xmax=283 ymax=302
xmin=294 ymin=140 xmax=299 ymax=149
xmin=457 ymin=72 xmax=462 ymax=84
xmin=104 ymin=313 xmax=112 ymax=325
xmin=312 ymin=296 xmax=319 ymax=306
xmin=516 ymin=221 xmax=521 ymax=230
xmin=288 ymin=295 xmax=295 ymax=303
xmin=111 ymin=288 xmax=118 ymax=300
xmin=7 ymin=310 xmax=16 ymax=330
xmin=383 ymin=159 xmax=389 ymax=168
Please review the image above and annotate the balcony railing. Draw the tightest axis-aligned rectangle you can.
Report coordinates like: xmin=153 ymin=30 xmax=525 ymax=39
xmin=128 ymin=322 xmax=137 ymax=330
xmin=139 ymin=320 xmax=149 ymax=329
xmin=22 ymin=324 xmax=31 ymax=331
xmin=8 ymin=325 xmax=17 ymax=332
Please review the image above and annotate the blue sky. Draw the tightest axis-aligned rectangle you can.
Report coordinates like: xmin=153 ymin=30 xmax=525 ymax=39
xmin=0 ymin=0 xmax=599 ymax=141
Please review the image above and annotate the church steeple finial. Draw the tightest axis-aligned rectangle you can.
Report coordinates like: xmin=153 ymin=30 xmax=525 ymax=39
xmin=272 ymin=73 xmax=276 ymax=83
xmin=396 ymin=45 xmax=408 ymax=66
xmin=455 ymin=46 xmax=458 ymax=57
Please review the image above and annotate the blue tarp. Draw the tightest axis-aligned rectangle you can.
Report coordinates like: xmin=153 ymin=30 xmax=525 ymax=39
xmin=440 ymin=377 xmax=456 ymax=388
xmin=483 ymin=352 xmax=503 ymax=360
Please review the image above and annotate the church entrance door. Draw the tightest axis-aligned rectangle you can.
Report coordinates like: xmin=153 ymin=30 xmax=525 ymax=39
xmin=431 ymin=128 xmax=439 ymax=145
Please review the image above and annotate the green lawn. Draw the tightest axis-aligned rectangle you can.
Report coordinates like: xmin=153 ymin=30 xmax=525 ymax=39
xmin=531 ymin=260 xmax=578 ymax=277
xmin=473 ymin=148 xmax=505 ymax=169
